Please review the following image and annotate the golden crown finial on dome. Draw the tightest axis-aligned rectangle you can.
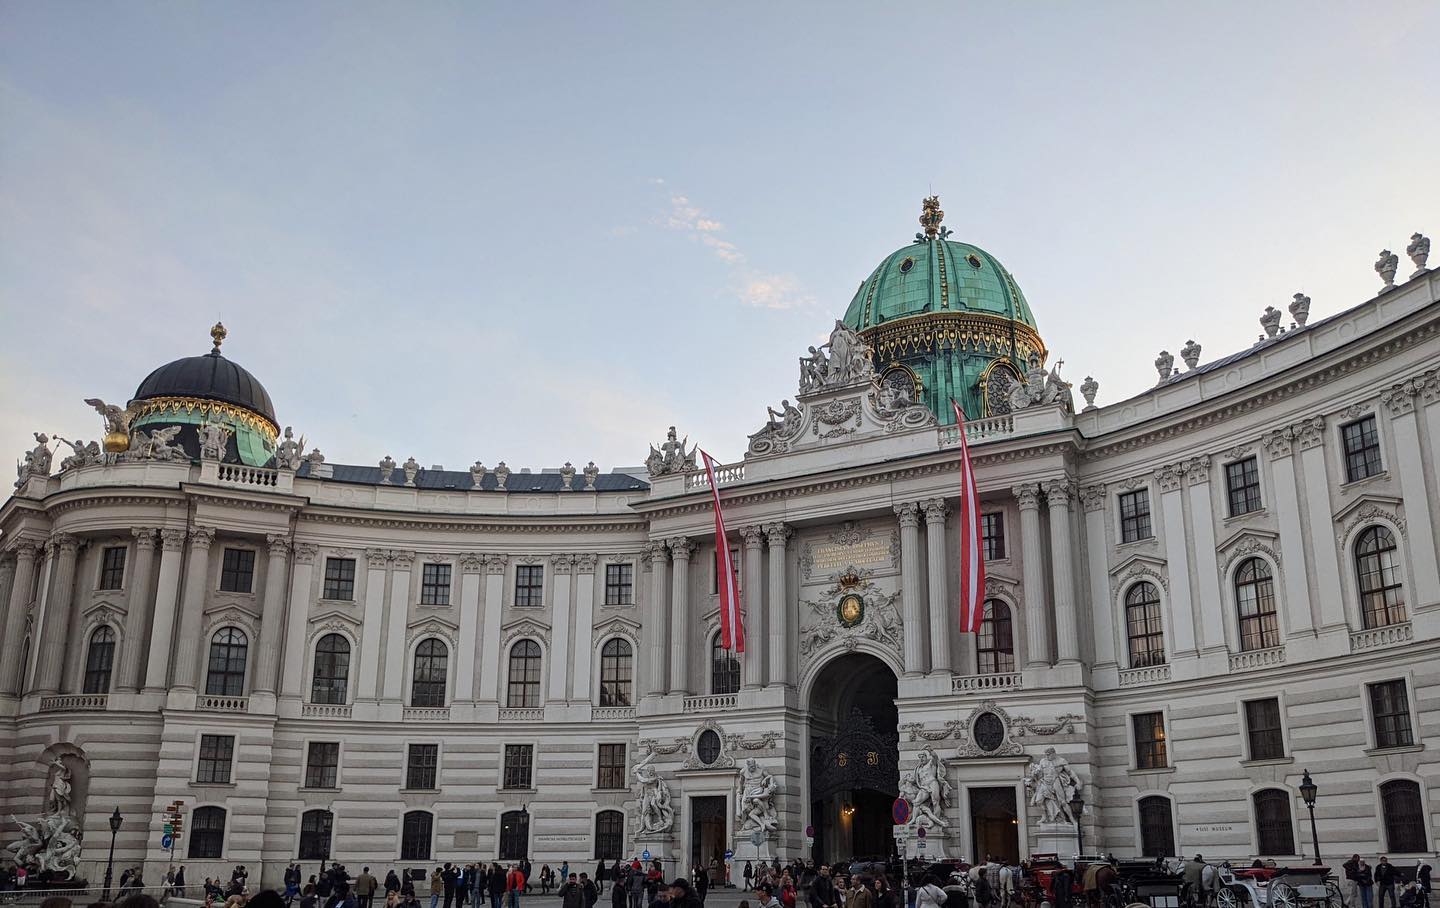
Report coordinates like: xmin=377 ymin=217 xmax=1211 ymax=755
xmin=210 ymin=321 xmax=228 ymax=353
xmin=919 ymin=195 xmax=945 ymax=238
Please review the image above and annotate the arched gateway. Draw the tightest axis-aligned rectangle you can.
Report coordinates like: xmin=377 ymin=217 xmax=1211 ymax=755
xmin=806 ymin=652 xmax=899 ymax=863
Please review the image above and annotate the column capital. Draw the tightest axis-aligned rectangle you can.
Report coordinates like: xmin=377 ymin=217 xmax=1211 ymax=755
xmin=159 ymin=528 xmax=188 ymax=552
xmin=1156 ymin=463 xmax=1183 ymax=493
xmin=1043 ymin=480 xmax=1075 ymax=508
xmin=365 ymin=548 xmax=391 ymax=568
xmin=763 ymin=522 xmax=792 ymax=545
xmin=1079 ymin=485 xmax=1107 ymax=512
xmin=484 ymin=553 xmax=509 ymax=574
xmin=1381 ymin=385 xmax=1417 ymax=417
xmin=1182 ymin=455 xmax=1212 ymax=486
xmin=391 ymin=550 xmax=415 ymax=570
xmin=293 ymin=543 xmax=318 ymax=565
xmin=920 ymin=499 xmax=949 ymax=524
xmin=551 ymin=553 xmax=575 ymax=575
xmin=740 ymin=525 xmax=765 ymax=548
xmin=574 ymin=553 xmax=597 ymax=574
xmin=642 ymin=541 xmax=668 ymax=564
xmin=1012 ymin=482 xmax=1043 ymax=510
xmin=460 ymin=553 xmax=486 ymax=573
xmin=130 ymin=527 xmax=157 ymax=550
xmin=1263 ymin=427 xmax=1294 ymax=460
xmin=893 ymin=502 xmax=921 ymax=528
xmin=187 ymin=526 xmax=216 ymax=551
xmin=667 ymin=537 xmax=696 ymax=560
xmin=47 ymin=533 xmax=79 ymax=556
xmin=7 ymin=539 xmax=42 ymax=562
xmin=1293 ymin=415 xmax=1327 ymax=450
xmin=266 ymin=534 xmax=291 ymax=558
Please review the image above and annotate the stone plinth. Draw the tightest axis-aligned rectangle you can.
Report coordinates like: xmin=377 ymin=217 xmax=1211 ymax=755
xmin=1034 ymin=820 xmax=1080 ymax=859
xmin=896 ymin=824 xmax=950 ymax=859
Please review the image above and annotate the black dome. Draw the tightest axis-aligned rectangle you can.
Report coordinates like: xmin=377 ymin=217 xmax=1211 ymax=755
xmin=132 ymin=351 xmax=278 ymax=425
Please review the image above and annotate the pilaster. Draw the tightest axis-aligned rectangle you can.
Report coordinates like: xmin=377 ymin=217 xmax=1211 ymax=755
xmin=740 ymin=526 xmax=767 ymax=689
xmin=921 ymin=499 xmax=951 ymax=675
xmin=765 ymin=522 xmax=793 ymax=688
xmin=455 ymin=554 xmax=485 ymax=704
xmin=1044 ymin=481 xmax=1081 ymax=665
xmin=142 ymin=528 xmax=187 ymax=693
xmin=357 ymin=547 xmax=390 ymax=703
xmin=250 ymin=534 xmax=291 ymax=704
xmin=1014 ymin=483 xmax=1051 ymax=669
xmin=33 ymin=533 xmax=80 ymax=694
xmin=278 ymin=543 xmax=317 ymax=706
xmin=571 ymin=554 xmax=598 ymax=703
xmin=380 ymin=550 xmax=414 ymax=702
xmin=642 ymin=542 xmax=670 ymax=699
xmin=548 ymin=554 xmax=575 ymax=702
xmin=1156 ymin=465 xmax=1199 ymax=668
xmin=478 ymin=555 xmax=507 ymax=703
xmin=0 ymin=541 xmax=41 ymax=696
xmin=894 ymin=504 xmax=926 ymax=676
xmin=1081 ymin=486 xmax=1118 ymax=682
xmin=667 ymin=537 xmax=695 ymax=694
xmin=115 ymin=528 xmax=157 ymax=692
xmin=1381 ymin=387 xmax=1440 ymax=608
xmin=167 ymin=526 xmax=215 ymax=703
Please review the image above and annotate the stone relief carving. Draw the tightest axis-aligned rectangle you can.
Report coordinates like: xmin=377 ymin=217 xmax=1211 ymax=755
xmin=726 ymin=731 xmax=781 ymax=752
xmin=1338 ymin=503 xmax=1407 ymax=547
xmin=501 ymin=617 xmax=551 ymax=649
xmin=682 ymin=719 xmax=734 ymax=769
xmin=956 ymin=700 xmax=1024 ymax=758
xmin=1221 ymin=535 xmax=1283 ymax=574
xmin=1110 ymin=557 xmax=1170 ymax=597
xmin=645 ymin=426 xmax=697 ymax=477
xmin=901 ymin=719 xmax=964 ymax=742
xmin=797 ymin=570 xmax=902 ymax=667
xmin=1011 ymin=714 xmax=1083 ymax=737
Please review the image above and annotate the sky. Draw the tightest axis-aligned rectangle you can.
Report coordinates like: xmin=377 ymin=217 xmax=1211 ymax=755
xmin=3 ymin=2 xmax=1438 ymax=475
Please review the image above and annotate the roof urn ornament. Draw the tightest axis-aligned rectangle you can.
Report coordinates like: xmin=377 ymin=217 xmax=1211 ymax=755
xmin=1260 ymin=306 xmax=1283 ymax=338
xmin=1289 ymin=293 xmax=1312 ymax=329
xmin=559 ymin=461 xmax=576 ymax=491
xmin=210 ymin=320 xmax=228 ymax=353
xmin=402 ymin=457 xmax=419 ymax=487
xmin=1080 ymin=376 xmax=1099 ymax=411
xmin=582 ymin=461 xmax=599 ymax=491
xmin=494 ymin=461 xmax=510 ymax=491
xmin=1375 ymin=249 xmax=1399 ymax=291
xmin=1154 ymin=351 xmax=1175 ymax=383
xmin=378 ymin=455 xmax=396 ymax=484
xmin=470 ymin=461 xmax=488 ymax=490
xmin=1180 ymin=340 xmax=1202 ymax=370
xmin=305 ymin=448 xmax=325 ymax=465
xmin=1408 ymin=233 xmax=1431 ymax=277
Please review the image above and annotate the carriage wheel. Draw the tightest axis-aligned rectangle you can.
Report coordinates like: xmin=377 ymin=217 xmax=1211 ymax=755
xmin=1270 ymin=883 xmax=1298 ymax=908
xmin=1324 ymin=881 xmax=1344 ymax=908
xmin=1218 ymin=886 xmax=1245 ymax=908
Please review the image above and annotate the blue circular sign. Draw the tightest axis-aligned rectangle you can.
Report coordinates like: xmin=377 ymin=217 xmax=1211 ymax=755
xmin=161 ymin=834 xmax=173 ymax=850
xmin=892 ymin=798 xmax=912 ymax=825
xmin=724 ymin=850 xmax=734 ymax=860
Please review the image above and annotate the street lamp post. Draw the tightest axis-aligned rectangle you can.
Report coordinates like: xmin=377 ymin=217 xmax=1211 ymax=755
xmin=103 ymin=807 xmax=124 ymax=900
xmin=1299 ymin=769 xmax=1321 ymax=866
xmin=1068 ymin=794 xmax=1086 ymax=858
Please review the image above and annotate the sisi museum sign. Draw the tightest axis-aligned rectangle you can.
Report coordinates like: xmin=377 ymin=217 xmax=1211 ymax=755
xmin=2 ymin=202 xmax=1438 ymax=883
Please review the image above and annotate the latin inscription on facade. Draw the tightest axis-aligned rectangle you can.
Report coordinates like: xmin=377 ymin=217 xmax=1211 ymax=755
xmin=807 ymin=537 xmax=891 ymax=575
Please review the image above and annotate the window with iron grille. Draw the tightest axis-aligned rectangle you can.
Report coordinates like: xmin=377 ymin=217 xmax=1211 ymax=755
xmin=1225 ymin=457 xmax=1263 ymax=516
xmin=298 ymin=809 xmax=332 ymax=860
xmin=84 ymin=626 xmax=116 ymax=694
xmin=498 ymin=810 xmax=529 ymax=861
xmin=1125 ymin=582 xmax=1166 ymax=668
xmin=205 ymin=627 xmax=248 ymax=696
xmin=604 ymin=563 xmax=634 ymax=605
xmin=420 ymin=563 xmax=451 ymax=606
xmin=1369 ymin=679 xmax=1414 ymax=748
xmin=514 ymin=564 xmax=544 ymax=606
xmin=1133 ymin=711 xmax=1168 ymax=769
xmin=599 ymin=639 xmax=633 ymax=707
xmin=1119 ymin=490 xmax=1153 ymax=543
xmin=99 ymin=546 xmax=127 ymax=590
xmin=506 ymin=640 xmax=542 ymax=708
xmin=406 ymin=743 xmax=438 ymax=790
xmin=1356 ymin=526 xmax=1407 ymax=628
xmin=1138 ymin=796 xmax=1174 ymax=858
xmin=304 ymin=742 xmax=339 ymax=789
xmin=310 ymin=633 xmax=351 ymax=704
xmin=219 ymin=548 xmax=256 ymax=593
xmin=1253 ymin=789 xmax=1296 ymax=856
xmin=594 ymin=810 xmax=624 ymax=860
xmin=1235 ymin=558 xmax=1281 ymax=651
xmin=1342 ymin=416 xmax=1383 ymax=482
xmin=197 ymin=734 xmax=235 ymax=784
xmin=597 ymin=743 xmax=626 ymax=790
xmin=410 ymin=639 xmax=448 ymax=707
xmin=323 ymin=557 xmax=356 ymax=600
xmin=1380 ymin=779 xmax=1428 ymax=853
xmin=981 ymin=513 xmax=1006 ymax=561
xmin=1244 ymin=698 xmax=1285 ymax=761
xmin=977 ymin=600 xmax=1015 ymax=673
xmin=711 ymin=636 xmax=740 ymax=694
xmin=400 ymin=811 xmax=432 ymax=861
xmin=502 ymin=744 xmax=534 ymax=790
xmin=188 ymin=806 xmax=226 ymax=859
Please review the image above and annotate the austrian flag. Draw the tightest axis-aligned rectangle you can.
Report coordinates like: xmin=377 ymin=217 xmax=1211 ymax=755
xmin=700 ymin=449 xmax=744 ymax=652
xmin=951 ymin=400 xmax=987 ymax=634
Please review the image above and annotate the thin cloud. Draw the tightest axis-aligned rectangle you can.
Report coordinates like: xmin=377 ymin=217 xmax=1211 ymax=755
xmin=660 ymin=192 xmax=813 ymax=310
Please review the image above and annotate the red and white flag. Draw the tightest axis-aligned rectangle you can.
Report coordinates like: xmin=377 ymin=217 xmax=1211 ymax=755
xmin=952 ymin=400 xmax=987 ymax=634
xmin=700 ymin=449 xmax=744 ymax=652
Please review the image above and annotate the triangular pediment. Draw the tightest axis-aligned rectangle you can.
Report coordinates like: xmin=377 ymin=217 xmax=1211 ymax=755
xmin=1216 ymin=525 xmax=1279 ymax=553
xmin=1108 ymin=551 xmax=1167 ymax=577
xmin=1333 ymin=492 xmax=1403 ymax=524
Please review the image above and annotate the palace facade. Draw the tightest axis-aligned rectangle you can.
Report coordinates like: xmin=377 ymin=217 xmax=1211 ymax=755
xmin=2 ymin=207 xmax=1437 ymax=885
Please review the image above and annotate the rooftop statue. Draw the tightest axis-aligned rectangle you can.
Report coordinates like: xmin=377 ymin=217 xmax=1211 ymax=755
xmin=1375 ymin=249 xmax=1399 ymax=290
xmin=84 ymin=398 xmax=132 ymax=453
xmin=15 ymin=433 xmax=54 ymax=489
xmin=275 ymin=426 xmax=306 ymax=470
xmin=55 ymin=437 xmax=101 ymax=472
xmin=198 ymin=419 xmax=233 ymax=463
xmin=646 ymin=426 xmax=697 ymax=477
xmin=129 ymin=425 xmax=186 ymax=462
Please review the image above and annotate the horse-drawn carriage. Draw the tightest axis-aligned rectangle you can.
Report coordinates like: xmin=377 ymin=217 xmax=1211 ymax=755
xmin=1216 ymin=865 xmax=1343 ymax=908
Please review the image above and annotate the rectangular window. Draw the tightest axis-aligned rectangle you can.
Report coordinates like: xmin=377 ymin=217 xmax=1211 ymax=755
xmin=1225 ymin=457 xmax=1263 ymax=517
xmin=981 ymin=513 xmax=1006 ymax=561
xmin=1369 ymin=679 xmax=1414 ymax=749
xmin=304 ymin=741 xmax=339 ymax=789
xmin=98 ymin=546 xmax=127 ymax=590
xmin=514 ymin=565 xmax=544 ymax=607
xmin=597 ymin=743 xmax=627 ymax=790
xmin=502 ymin=744 xmax=534 ymax=790
xmin=1244 ymin=698 xmax=1285 ymax=761
xmin=219 ymin=548 xmax=256 ymax=593
xmin=1342 ymin=416 xmax=1383 ymax=482
xmin=323 ymin=557 xmax=356 ymax=600
xmin=197 ymin=734 xmax=235 ymax=784
xmin=420 ymin=563 xmax=451 ymax=606
xmin=406 ymin=743 xmax=439 ymax=790
xmin=1119 ymin=489 xmax=1153 ymax=543
xmin=1133 ymin=711 xmax=1168 ymax=770
xmin=712 ymin=546 xmax=741 ymax=594
xmin=604 ymin=563 xmax=634 ymax=606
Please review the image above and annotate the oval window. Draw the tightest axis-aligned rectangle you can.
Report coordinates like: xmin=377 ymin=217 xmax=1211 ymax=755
xmin=973 ymin=711 xmax=1006 ymax=752
xmin=898 ymin=257 xmax=915 ymax=274
xmin=967 ymin=253 xmax=983 ymax=269
xmin=696 ymin=729 xmax=722 ymax=766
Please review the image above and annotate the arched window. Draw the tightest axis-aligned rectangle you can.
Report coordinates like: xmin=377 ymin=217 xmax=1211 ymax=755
xmin=506 ymin=639 xmax=542 ymax=708
xmin=410 ymin=639 xmax=448 ymax=707
xmin=711 ymin=635 xmax=740 ymax=695
xmin=400 ymin=810 xmax=432 ymax=861
xmin=1138 ymin=795 xmax=1175 ymax=858
xmin=188 ymin=806 xmax=226 ymax=859
xmin=1253 ymin=789 xmax=1295 ymax=855
xmin=205 ymin=628 xmax=248 ymax=696
xmin=499 ymin=809 xmax=529 ymax=860
xmin=977 ymin=600 xmax=1016 ymax=673
xmin=84 ymin=626 xmax=116 ymax=694
xmin=1235 ymin=558 xmax=1280 ymax=651
xmin=298 ymin=809 xmax=333 ymax=860
xmin=1125 ymin=583 xmax=1166 ymax=668
xmin=594 ymin=809 xmax=624 ymax=860
xmin=1380 ymin=779 xmax=1428 ymax=853
xmin=310 ymin=633 xmax=351 ymax=704
xmin=599 ymin=638 xmax=633 ymax=707
xmin=1356 ymin=527 xmax=1406 ymax=628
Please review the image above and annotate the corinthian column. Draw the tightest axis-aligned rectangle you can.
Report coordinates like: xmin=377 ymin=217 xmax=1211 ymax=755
xmin=33 ymin=534 xmax=80 ymax=694
xmin=740 ymin=526 xmax=766 ymax=690
xmin=1044 ymin=480 xmax=1080 ymax=664
xmin=765 ymin=523 xmax=793 ymax=688
xmin=668 ymin=537 xmax=696 ymax=694
xmin=1014 ymin=483 xmax=1051 ymax=667
xmin=921 ymin=500 xmax=951 ymax=675
xmin=251 ymin=535 xmax=291 ymax=696
xmin=170 ymin=527 xmax=216 ymax=691
xmin=895 ymin=504 xmax=926 ymax=676
xmin=115 ymin=528 xmax=158 ymax=692
xmin=0 ymin=542 xmax=40 ymax=696
xmin=642 ymin=542 xmax=670 ymax=698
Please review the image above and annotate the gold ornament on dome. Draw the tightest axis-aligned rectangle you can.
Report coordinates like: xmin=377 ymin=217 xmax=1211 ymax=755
xmin=210 ymin=321 xmax=228 ymax=352
xmin=919 ymin=196 xmax=945 ymax=238
xmin=130 ymin=395 xmax=279 ymax=441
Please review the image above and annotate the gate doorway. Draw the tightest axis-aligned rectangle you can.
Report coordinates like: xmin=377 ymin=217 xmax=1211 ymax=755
xmin=807 ymin=652 xmax=899 ymax=864
xmin=969 ymin=787 xmax=1020 ymax=864
xmin=691 ymin=796 xmax=727 ymax=880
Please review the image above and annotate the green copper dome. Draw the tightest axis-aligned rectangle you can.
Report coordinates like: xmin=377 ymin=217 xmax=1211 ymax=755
xmin=842 ymin=197 xmax=1047 ymax=425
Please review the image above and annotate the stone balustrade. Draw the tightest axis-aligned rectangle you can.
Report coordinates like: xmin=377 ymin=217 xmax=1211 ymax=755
xmin=592 ymin=706 xmax=637 ymax=720
xmin=497 ymin=707 xmax=544 ymax=722
xmin=217 ymin=464 xmax=280 ymax=488
xmin=39 ymin=694 xmax=108 ymax=712
xmin=684 ymin=461 xmax=745 ymax=492
xmin=1118 ymin=664 xmax=1172 ymax=687
xmin=301 ymin=703 xmax=354 ymax=719
xmin=1228 ymin=646 xmax=1287 ymax=673
xmin=198 ymin=694 xmax=249 ymax=712
xmin=682 ymin=693 xmax=737 ymax=713
xmin=951 ymin=672 xmax=1023 ymax=693
xmin=402 ymin=706 xmax=451 ymax=722
xmin=1349 ymin=621 xmax=1414 ymax=652
xmin=940 ymin=414 xmax=1014 ymax=447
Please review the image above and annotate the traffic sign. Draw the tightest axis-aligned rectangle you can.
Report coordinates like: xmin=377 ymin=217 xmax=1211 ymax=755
xmin=161 ymin=834 xmax=173 ymax=850
xmin=917 ymin=841 xmax=926 ymax=851
xmin=163 ymin=824 xmax=173 ymax=834
xmin=724 ymin=850 xmax=733 ymax=860
xmin=892 ymin=798 xmax=912 ymax=825
xmin=642 ymin=850 xmax=651 ymax=862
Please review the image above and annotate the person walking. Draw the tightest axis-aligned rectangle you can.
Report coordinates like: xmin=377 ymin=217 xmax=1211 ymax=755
xmin=356 ymin=868 xmax=378 ymax=908
xmin=745 ymin=865 xmax=755 ymax=894
xmin=1377 ymin=858 xmax=1398 ymax=908
xmin=1416 ymin=861 xmax=1432 ymax=908
xmin=488 ymin=866 xmax=506 ymax=908
xmin=506 ymin=864 xmax=527 ymax=908
xmin=629 ymin=862 xmax=648 ymax=908
xmin=431 ymin=869 xmax=444 ymax=908
xmin=914 ymin=876 xmax=946 ymax=908
xmin=1357 ymin=859 xmax=1376 ymax=908
xmin=582 ymin=874 xmax=600 ymax=908
xmin=561 ymin=875 xmax=585 ymax=908
xmin=612 ymin=875 xmax=629 ymax=908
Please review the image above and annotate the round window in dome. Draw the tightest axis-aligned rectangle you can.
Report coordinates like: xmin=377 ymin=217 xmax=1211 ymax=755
xmin=696 ymin=729 xmax=722 ymax=766
xmin=898 ymin=256 xmax=916 ymax=274
xmin=966 ymin=253 xmax=983 ymax=269
xmin=973 ymin=711 xmax=1006 ymax=753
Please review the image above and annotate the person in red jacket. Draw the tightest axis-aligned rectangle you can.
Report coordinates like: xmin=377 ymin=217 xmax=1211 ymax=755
xmin=506 ymin=865 xmax=527 ymax=908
